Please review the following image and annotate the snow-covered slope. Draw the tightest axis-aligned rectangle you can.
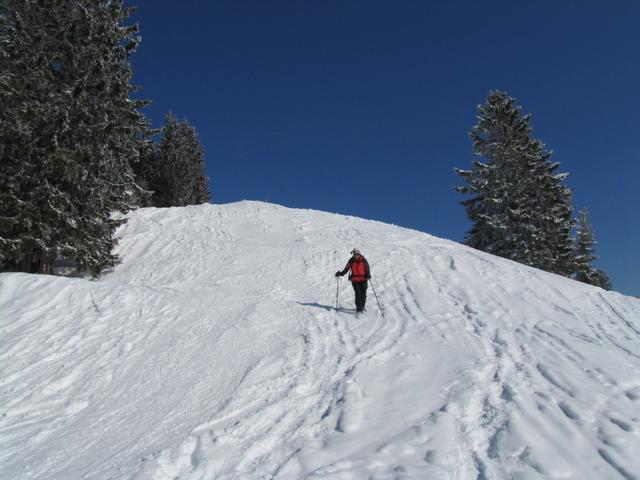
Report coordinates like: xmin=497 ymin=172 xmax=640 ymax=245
xmin=1 ymin=201 xmax=639 ymax=480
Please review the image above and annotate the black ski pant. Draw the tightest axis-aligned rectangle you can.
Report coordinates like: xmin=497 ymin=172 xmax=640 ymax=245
xmin=351 ymin=281 xmax=368 ymax=312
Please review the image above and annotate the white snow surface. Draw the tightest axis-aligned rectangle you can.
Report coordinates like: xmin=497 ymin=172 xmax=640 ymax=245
xmin=1 ymin=201 xmax=640 ymax=480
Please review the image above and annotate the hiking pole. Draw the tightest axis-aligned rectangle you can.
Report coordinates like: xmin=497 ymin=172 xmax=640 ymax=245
xmin=369 ymin=280 xmax=384 ymax=318
xmin=336 ymin=276 xmax=340 ymax=311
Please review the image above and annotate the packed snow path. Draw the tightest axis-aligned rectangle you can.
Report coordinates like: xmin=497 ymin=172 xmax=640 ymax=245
xmin=1 ymin=201 xmax=639 ymax=480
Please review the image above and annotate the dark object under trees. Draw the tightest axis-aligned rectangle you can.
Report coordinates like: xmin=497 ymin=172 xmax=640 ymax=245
xmin=455 ymin=91 xmax=575 ymax=277
xmin=573 ymin=208 xmax=612 ymax=290
xmin=0 ymin=0 xmax=152 ymax=275
xmin=152 ymin=112 xmax=211 ymax=208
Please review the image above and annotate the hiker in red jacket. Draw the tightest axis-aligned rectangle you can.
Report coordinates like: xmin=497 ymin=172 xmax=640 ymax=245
xmin=335 ymin=248 xmax=371 ymax=312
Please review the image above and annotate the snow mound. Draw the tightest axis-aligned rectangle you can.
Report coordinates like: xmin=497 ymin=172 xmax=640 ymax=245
xmin=1 ymin=201 xmax=639 ymax=480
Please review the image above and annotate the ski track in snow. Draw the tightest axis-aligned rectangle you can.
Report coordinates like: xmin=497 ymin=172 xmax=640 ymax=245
xmin=1 ymin=201 xmax=639 ymax=480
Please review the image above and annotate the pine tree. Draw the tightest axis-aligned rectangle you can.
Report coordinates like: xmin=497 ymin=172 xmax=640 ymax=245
xmin=455 ymin=91 xmax=574 ymax=276
xmin=591 ymin=269 xmax=613 ymax=291
xmin=154 ymin=112 xmax=211 ymax=207
xmin=573 ymin=208 xmax=612 ymax=289
xmin=55 ymin=1 xmax=153 ymax=275
xmin=134 ymin=144 xmax=161 ymax=207
xmin=0 ymin=1 xmax=151 ymax=275
xmin=1 ymin=2 xmax=73 ymax=272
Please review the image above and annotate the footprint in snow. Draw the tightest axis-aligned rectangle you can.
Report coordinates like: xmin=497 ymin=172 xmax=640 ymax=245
xmin=336 ymin=380 xmax=364 ymax=433
xmin=625 ymin=386 xmax=640 ymax=401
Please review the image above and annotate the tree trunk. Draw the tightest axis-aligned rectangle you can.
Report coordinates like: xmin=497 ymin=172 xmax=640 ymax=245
xmin=39 ymin=253 xmax=52 ymax=274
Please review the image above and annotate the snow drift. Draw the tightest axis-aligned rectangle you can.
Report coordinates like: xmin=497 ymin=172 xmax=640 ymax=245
xmin=1 ymin=201 xmax=639 ymax=480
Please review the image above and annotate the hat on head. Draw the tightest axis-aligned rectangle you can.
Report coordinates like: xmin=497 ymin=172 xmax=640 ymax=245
xmin=351 ymin=248 xmax=361 ymax=255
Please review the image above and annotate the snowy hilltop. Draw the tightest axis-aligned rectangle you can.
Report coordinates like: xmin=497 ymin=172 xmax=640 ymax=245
xmin=1 ymin=201 xmax=639 ymax=480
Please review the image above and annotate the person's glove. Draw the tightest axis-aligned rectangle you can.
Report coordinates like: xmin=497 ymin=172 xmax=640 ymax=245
xmin=366 ymin=274 xmax=371 ymax=280
xmin=335 ymin=271 xmax=342 ymax=277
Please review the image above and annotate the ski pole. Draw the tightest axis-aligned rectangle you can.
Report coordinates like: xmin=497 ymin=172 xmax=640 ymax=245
xmin=369 ymin=280 xmax=384 ymax=318
xmin=336 ymin=276 xmax=340 ymax=311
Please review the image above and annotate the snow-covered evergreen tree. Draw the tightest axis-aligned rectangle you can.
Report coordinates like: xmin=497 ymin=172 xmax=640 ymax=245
xmin=590 ymin=269 xmax=613 ymax=291
xmin=455 ymin=91 xmax=574 ymax=276
xmin=0 ymin=1 xmax=151 ymax=275
xmin=1 ymin=2 xmax=71 ymax=272
xmin=133 ymin=144 xmax=161 ymax=208
xmin=54 ymin=0 xmax=153 ymax=275
xmin=573 ymin=209 xmax=597 ymax=280
xmin=154 ymin=113 xmax=211 ymax=207
xmin=573 ymin=208 xmax=612 ymax=289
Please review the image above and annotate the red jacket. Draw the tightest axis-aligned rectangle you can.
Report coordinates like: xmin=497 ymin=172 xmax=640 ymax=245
xmin=338 ymin=256 xmax=371 ymax=282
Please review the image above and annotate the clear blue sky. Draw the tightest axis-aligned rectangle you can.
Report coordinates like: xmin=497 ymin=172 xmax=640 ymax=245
xmin=129 ymin=1 xmax=639 ymax=297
